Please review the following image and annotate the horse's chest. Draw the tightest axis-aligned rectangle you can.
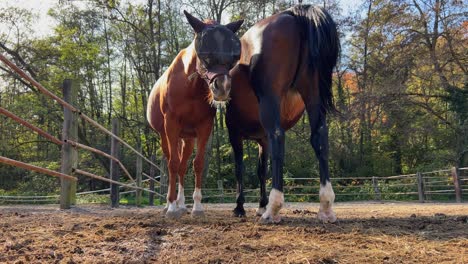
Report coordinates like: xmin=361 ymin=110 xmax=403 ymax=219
xmin=177 ymin=100 xmax=215 ymax=133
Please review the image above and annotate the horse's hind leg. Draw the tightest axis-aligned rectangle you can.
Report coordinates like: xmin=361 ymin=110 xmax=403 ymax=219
xmin=177 ymin=138 xmax=194 ymax=214
xmin=229 ymin=130 xmax=245 ymax=217
xmin=306 ymin=103 xmax=336 ymax=223
xmin=257 ymin=94 xmax=285 ymax=224
xmin=192 ymin=119 xmax=214 ymax=217
xmin=256 ymin=138 xmax=269 ymax=216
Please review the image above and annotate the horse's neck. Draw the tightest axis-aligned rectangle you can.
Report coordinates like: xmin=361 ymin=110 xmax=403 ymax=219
xmin=181 ymin=42 xmax=197 ymax=76
xmin=175 ymin=42 xmax=209 ymax=96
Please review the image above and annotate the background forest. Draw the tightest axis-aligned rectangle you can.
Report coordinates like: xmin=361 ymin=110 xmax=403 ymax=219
xmin=0 ymin=0 xmax=466 ymax=202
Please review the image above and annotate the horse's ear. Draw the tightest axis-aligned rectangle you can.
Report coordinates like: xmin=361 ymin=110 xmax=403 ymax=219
xmin=184 ymin=10 xmax=205 ymax=33
xmin=225 ymin=20 xmax=244 ymax=33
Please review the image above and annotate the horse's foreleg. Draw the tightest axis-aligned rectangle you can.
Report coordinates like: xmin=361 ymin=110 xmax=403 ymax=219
xmin=164 ymin=118 xmax=183 ymax=219
xmin=307 ymin=104 xmax=336 ymax=223
xmin=192 ymin=120 xmax=214 ymax=217
xmin=256 ymin=138 xmax=269 ymax=216
xmin=258 ymin=95 xmax=285 ymax=224
xmin=229 ymin=131 xmax=245 ymax=217
xmin=177 ymin=138 xmax=195 ymax=214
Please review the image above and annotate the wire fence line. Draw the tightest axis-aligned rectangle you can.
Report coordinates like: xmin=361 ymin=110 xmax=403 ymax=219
xmin=1 ymin=166 xmax=466 ymax=204
xmin=156 ymin=167 xmax=467 ymax=203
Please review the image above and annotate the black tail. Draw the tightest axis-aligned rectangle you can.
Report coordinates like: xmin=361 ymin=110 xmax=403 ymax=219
xmin=287 ymin=5 xmax=340 ymax=113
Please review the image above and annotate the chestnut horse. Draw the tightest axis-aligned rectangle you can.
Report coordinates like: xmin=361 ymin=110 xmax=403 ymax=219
xmin=147 ymin=11 xmax=243 ymax=219
xmin=226 ymin=5 xmax=340 ymax=223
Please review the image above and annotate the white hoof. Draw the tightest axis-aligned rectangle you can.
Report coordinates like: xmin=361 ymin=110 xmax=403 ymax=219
xmin=319 ymin=181 xmax=336 ymax=223
xmin=318 ymin=210 xmax=337 ymax=223
xmin=191 ymin=210 xmax=205 ymax=218
xmin=178 ymin=206 xmax=188 ymax=214
xmin=192 ymin=188 xmax=204 ymax=216
xmin=259 ymin=189 xmax=284 ymax=224
xmin=259 ymin=214 xmax=281 ymax=224
xmin=165 ymin=201 xmax=183 ymax=219
xmin=166 ymin=209 xmax=183 ymax=219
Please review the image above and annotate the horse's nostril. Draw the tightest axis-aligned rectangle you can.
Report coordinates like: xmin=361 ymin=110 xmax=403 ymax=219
xmin=215 ymin=78 xmax=222 ymax=89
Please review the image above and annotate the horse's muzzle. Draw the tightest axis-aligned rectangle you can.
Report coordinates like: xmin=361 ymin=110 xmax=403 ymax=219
xmin=210 ymin=74 xmax=231 ymax=102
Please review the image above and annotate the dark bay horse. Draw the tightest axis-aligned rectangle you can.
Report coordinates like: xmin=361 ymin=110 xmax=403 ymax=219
xmin=226 ymin=4 xmax=340 ymax=223
xmin=147 ymin=11 xmax=243 ymax=219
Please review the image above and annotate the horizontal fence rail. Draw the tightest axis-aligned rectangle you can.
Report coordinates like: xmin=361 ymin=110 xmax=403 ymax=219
xmin=0 ymin=54 xmax=166 ymax=207
xmin=0 ymin=156 xmax=77 ymax=182
xmin=0 ymin=54 xmax=164 ymax=173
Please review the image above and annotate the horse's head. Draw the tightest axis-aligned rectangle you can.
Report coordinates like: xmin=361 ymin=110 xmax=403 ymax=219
xmin=184 ymin=11 xmax=243 ymax=104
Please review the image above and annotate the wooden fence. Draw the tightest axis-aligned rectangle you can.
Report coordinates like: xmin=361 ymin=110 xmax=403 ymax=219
xmin=0 ymin=54 xmax=166 ymax=208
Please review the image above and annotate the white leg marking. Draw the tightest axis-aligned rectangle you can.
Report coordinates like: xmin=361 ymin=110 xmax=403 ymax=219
xmin=260 ymin=189 xmax=284 ymax=223
xmin=192 ymin=188 xmax=204 ymax=214
xmin=177 ymin=183 xmax=186 ymax=209
xmin=318 ymin=181 xmax=337 ymax=223
xmin=167 ymin=200 xmax=178 ymax=212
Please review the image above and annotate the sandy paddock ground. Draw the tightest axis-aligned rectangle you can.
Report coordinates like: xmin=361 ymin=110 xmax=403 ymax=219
xmin=0 ymin=202 xmax=467 ymax=263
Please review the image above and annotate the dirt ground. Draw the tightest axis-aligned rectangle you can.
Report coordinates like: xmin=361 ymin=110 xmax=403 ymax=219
xmin=0 ymin=202 xmax=467 ymax=264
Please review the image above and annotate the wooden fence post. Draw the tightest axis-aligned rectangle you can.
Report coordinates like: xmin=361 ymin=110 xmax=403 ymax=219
xmin=217 ymin=180 xmax=224 ymax=203
xmin=417 ymin=172 xmax=425 ymax=203
xmin=110 ymin=118 xmax=120 ymax=208
xmin=159 ymin=157 xmax=168 ymax=203
xmin=60 ymin=79 xmax=78 ymax=209
xmin=372 ymin=177 xmax=381 ymax=201
xmin=148 ymin=155 xmax=156 ymax=206
xmin=135 ymin=146 xmax=142 ymax=207
xmin=451 ymin=166 xmax=462 ymax=203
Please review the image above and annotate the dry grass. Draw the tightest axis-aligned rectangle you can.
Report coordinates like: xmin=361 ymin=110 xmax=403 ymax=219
xmin=1 ymin=202 xmax=467 ymax=263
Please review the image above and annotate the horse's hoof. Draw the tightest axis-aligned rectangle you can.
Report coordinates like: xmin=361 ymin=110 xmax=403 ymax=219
xmin=258 ymin=214 xmax=281 ymax=224
xmin=256 ymin=207 xmax=266 ymax=216
xmin=318 ymin=210 xmax=337 ymax=223
xmin=233 ymin=207 xmax=246 ymax=217
xmin=259 ymin=210 xmax=281 ymax=224
xmin=191 ymin=210 xmax=205 ymax=218
xmin=178 ymin=207 xmax=188 ymax=215
xmin=165 ymin=209 xmax=183 ymax=219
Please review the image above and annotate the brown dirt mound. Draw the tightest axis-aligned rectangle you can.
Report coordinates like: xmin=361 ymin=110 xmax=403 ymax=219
xmin=1 ymin=202 xmax=467 ymax=263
